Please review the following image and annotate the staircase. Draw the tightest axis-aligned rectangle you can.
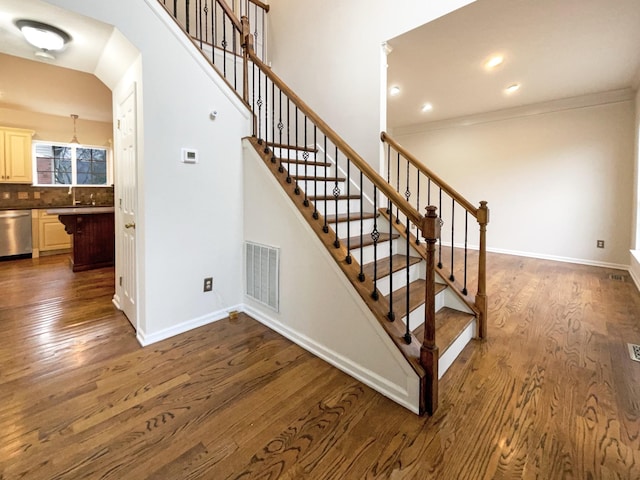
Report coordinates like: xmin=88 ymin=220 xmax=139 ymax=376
xmin=254 ymin=139 xmax=480 ymax=380
xmin=158 ymin=0 xmax=489 ymax=415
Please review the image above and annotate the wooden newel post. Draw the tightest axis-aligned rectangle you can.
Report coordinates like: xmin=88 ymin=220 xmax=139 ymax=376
xmin=476 ymin=201 xmax=489 ymax=339
xmin=421 ymin=205 xmax=440 ymax=415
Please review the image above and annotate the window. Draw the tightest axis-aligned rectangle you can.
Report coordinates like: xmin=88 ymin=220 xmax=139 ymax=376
xmin=34 ymin=142 xmax=110 ymax=186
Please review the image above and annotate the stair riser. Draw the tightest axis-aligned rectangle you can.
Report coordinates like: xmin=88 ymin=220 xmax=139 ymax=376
xmin=348 ymin=238 xmax=400 ymax=266
xmin=295 ymin=180 xmax=347 ymax=197
xmin=406 ymin=291 xmax=446 ymax=331
xmin=313 ymin=198 xmax=361 ymax=216
xmin=334 ymin=218 xmax=376 ymax=239
xmin=372 ymin=262 xmax=423 ymax=297
xmin=271 ymin=147 xmax=317 ymax=161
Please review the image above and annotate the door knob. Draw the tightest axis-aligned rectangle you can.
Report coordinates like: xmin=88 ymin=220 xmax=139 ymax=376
xmin=125 ymin=222 xmax=136 ymax=229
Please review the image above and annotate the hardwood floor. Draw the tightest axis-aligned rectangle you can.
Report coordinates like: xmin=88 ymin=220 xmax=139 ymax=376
xmin=1 ymin=253 xmax=639 ymax=479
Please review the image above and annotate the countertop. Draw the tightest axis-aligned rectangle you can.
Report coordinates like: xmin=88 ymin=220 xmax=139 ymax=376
xmin=0 ymin=205 xmax=115 ymax=212
xmin=46 ymin=206 xmax=115 ymax=215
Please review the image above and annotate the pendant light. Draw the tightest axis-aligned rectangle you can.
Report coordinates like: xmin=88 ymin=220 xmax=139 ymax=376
xmin=70 ymin=114 xmax=80 ymax=144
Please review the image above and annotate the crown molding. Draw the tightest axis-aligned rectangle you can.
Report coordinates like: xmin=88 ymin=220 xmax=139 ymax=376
xmin=391 ymin=88 xmax=636 ymax=137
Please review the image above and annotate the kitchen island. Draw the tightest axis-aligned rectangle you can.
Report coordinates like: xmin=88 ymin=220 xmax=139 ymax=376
xmin=47 ymin=206 xmax=115 ymax=272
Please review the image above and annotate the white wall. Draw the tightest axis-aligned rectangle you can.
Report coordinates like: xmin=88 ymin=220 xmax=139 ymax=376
xmin=630 ymin=88 xmax=640 ymax=287
xmin=267 ymin=0 xmax=475 ymax=169
xmin=633 ymin=87 xmax=640 ymax=250
xmin=48 ymin=0 xmax=252 ymax=340
xmin=394 ymin=99 xmax=635 ymax=267
xmin=242 ymin=140 xmax=421 ymax=413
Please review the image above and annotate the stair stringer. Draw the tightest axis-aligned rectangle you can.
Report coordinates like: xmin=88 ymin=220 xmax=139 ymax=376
xmin=242 ymin=139 xmax=422 ymax=414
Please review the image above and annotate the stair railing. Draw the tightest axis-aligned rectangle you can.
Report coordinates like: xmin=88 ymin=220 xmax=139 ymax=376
xmin=158 ymin=0 xmax=465 ymax=414
xmin=244 ymin=38 xmax=445 ymax=413
xmin=158 ymin=0 xmax=268 ymax=99
xmin=380 ymin=132 xmax=489 ymax=339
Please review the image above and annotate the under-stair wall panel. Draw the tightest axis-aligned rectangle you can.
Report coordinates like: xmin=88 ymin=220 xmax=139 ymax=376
xmin=243 ymin=139 xmax=421 ymax=413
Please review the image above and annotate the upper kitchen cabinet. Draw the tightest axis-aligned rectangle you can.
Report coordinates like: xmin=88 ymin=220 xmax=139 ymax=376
xmin=0 ymin=127 xmax=35 ymax=184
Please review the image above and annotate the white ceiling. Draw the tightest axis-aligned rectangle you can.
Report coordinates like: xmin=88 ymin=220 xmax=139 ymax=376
xmin=0 ymin=0 xmax=115 ymax=122
xmin=1 ymin=0 xmax=639 ymax=128
xmin=387 ymin=0 xmax=640 ymax=129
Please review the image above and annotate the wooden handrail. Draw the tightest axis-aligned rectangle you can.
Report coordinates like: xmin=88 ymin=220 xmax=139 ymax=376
xmin=217 ymin=0 xmax=243 ymax=32
xmin=381 ymin=131 xmax=478 ymax=218
xmin=248 ymin=0 xmax=270 ymax=12
xmin=247 ymin=50 xmax=424 ymax=229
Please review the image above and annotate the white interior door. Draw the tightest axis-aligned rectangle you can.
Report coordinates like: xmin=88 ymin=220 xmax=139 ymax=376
xmin=117 ymin=85 xmax=138 ymax=328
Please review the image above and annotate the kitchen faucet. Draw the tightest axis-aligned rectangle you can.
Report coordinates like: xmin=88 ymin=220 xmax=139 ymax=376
xmin=68 ymin=185 xmax=81 ymax=205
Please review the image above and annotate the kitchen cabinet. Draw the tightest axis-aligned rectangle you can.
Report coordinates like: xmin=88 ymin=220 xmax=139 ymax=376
xmin=0 ymin=127 xmax=34 ymax=184
xmin=37 ymin=210 xmax=72 ymax=253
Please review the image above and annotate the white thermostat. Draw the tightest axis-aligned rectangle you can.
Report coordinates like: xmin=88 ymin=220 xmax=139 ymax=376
xmin=181 ymin=148 xmax=198 ymax=164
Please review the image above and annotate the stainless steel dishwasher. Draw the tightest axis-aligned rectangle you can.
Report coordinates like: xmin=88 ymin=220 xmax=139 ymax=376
xmin=0 ymin=210 xmax=32 ymax=258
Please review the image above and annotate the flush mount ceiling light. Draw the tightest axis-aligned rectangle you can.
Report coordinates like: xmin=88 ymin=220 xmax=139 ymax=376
xmin=484 ymin=54 xmax=504 ymax=70
xmin=389 ymin=86 xmax=401 ymax=96
xmin=504 ymin=83 xmax=521 ymax=94
xmin=16 ymin=19 xmax=71 ymax=52
xmin=421 ymin=103 xmax=433 ymax=113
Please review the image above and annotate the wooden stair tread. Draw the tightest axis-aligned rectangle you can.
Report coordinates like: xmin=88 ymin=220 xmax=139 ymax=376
xmin=413 ymin=307 xmax=475 ymax=357
xmin=325 ymin=212 xmax=378 ymax=223
xmin=290 ymin=175 xmax=345 ymax=182
xmin=266 ymin=141 xmax=317 ymax=153
xmin=309 ymin=194 xmax=360 ymax=201
xmin=385 ymin=280 xmax=447 ymax=319
xmin=278 ymin=158 xmax=331 ymax=167
xmin=346 ymin=232 xmax=399 ymax=249
xmin=362 ymin=254 xmax=422 ymax=279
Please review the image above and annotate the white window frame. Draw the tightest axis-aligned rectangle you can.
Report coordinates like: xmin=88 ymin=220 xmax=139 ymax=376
xmin=32 ymin=141 xmax=113 ymax=187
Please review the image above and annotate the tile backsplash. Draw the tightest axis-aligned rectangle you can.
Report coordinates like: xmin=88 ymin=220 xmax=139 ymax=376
xmin=0 ymin=183 xmax=114 ymax=209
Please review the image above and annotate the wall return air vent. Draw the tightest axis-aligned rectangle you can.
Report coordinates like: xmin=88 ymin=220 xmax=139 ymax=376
xmin=245 ymin=241 xmax=280 ymax=312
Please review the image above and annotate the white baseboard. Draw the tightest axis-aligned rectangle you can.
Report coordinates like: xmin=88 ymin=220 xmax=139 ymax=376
xmin=629 ymin=251 xmax=640 ymax=292
xmin=439 ymin=241 xmax=630 ymax=270
xmin=486 ymin=246 xmax=629 ymax=270
xmin=136 ymin=304 xmax=243 ymax=347
xmin=112 ymin=294 xmax=122 ymax=310
xmin=243 ymin=304 xmax=420 ymax=415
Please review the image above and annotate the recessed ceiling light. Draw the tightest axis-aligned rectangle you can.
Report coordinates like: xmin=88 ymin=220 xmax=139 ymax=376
xmin=15 ymin=19 xmax=71 ymax=52
xmin=389 ymin=86 xmax=401 ymax=96
xmin=504 ymin=83 xmax=521 ymax=94
xmin=421 ymin=103 xmax=433 ymax=113
xmin=485 ymin=55 xmax=504 ymax=70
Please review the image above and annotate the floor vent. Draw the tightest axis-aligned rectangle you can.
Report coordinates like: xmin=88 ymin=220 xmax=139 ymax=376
xmin=609 ymin=273 xmax=626 ymax=282
xmin=245 ymin=241 xmax=279 ymax=312
xmin=628 ymin=344 xmax=640 ymax=363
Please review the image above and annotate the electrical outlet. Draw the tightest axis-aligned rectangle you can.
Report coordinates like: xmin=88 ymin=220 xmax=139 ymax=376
xmin=203 ymin=277 xmax=213 ymax=292
xmin=1 ymin=192 xmax=9 ymax=200
xmin=17 ymin=191 xmax=28 ymax=200
xmin=597 ymin=240 xmax=605 ymax=249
